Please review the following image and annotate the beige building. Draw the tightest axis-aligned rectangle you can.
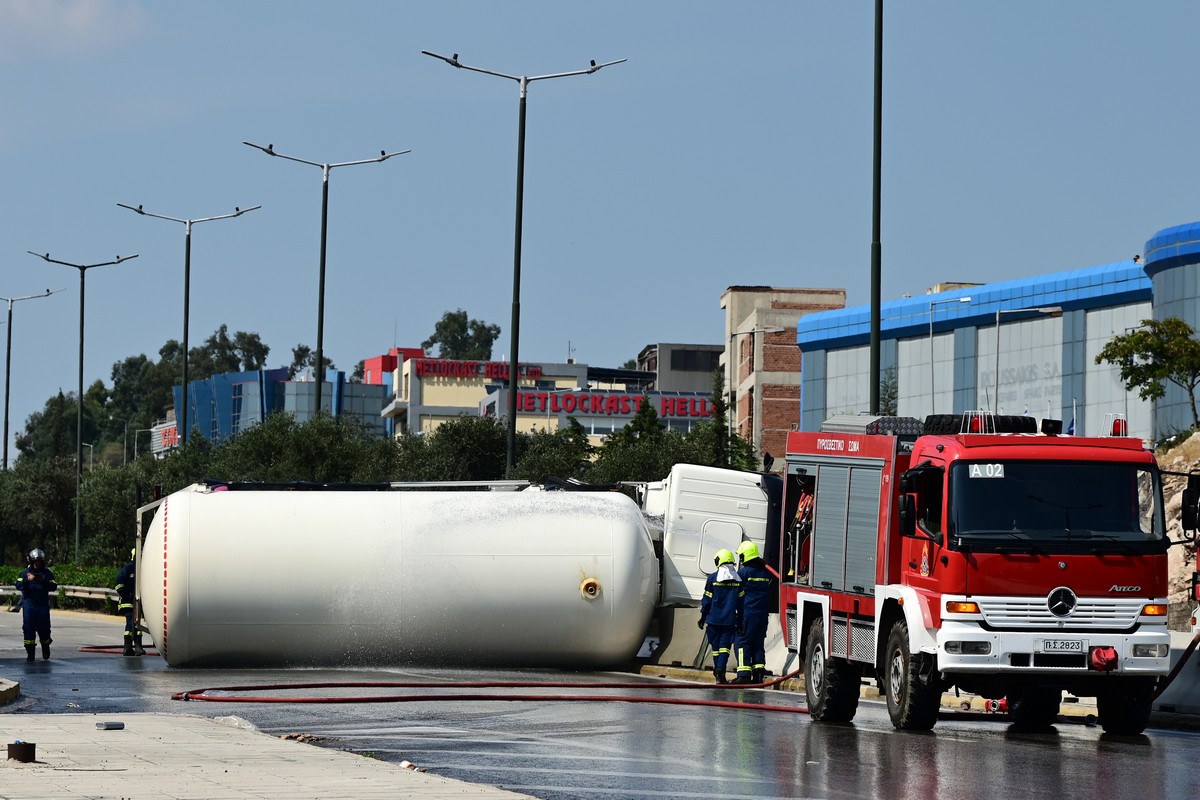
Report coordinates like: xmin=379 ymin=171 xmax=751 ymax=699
xmin=383 ymin=357 xmax=591 ymax=435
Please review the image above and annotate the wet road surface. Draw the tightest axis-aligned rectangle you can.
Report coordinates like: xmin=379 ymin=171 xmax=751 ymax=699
xmin=4 ymin=610 xmax=1200 ymax=799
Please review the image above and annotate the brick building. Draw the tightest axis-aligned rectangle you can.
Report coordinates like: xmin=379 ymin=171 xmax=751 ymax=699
xmin=721 ymin=286 xmax=846 ymax=470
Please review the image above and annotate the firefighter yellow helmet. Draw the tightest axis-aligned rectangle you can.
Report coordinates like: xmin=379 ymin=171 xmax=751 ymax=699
xmin=736 ymin=541 xmax=760 ymax=562
xmin=714 ymin=549 xmax=735 ymax=567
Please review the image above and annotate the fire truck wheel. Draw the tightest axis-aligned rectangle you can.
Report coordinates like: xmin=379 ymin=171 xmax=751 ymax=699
xmin=803 ymin=617 xmax=860 ymax=722
xmin=884 ymin=619 xmax=941 ymax=730
xmin=1008 ymin=688 xmax=1061 ymax=730
xmin=1096 ymin=678 xmax=1155 ymax=735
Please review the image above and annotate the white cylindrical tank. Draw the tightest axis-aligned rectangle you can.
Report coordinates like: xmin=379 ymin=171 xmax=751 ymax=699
xmin=140 ymin=484 xmax=658 ymax=668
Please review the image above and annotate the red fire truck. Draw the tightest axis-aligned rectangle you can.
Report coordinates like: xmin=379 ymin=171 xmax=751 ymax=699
xmin=780 ymin=412 xmax=1199 ymax=734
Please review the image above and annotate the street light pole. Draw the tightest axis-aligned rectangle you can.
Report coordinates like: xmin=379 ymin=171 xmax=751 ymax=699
xmin=993 ymin=306 xmax=1063 ymax=414
xmin=422 ymin=49 xmax=626 ymax=473
xmin=928 ymin=296 xmax=971 ymax=415
xmin=0 ymin=288 xmax=63 ymax=469
xmin=243 ymin=142 xmax=407 ymax=418
xmin=117 ymin=203 xmax=260 ymax=445
xmin=28 ymin=251 xmax=138 ymax=563
xmin=869 ymin=0 xmax=884 ymax=414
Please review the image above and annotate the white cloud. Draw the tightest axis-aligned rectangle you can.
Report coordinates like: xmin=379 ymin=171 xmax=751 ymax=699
xmin=0 ymin=0 xmax=150 ymax=61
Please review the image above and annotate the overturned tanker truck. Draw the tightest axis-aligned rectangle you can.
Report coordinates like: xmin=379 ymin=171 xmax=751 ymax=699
xmin=133 ymin=410 xmax=1200 ymax=735
xmin=134 ymin=466 xmax=778 ymax=669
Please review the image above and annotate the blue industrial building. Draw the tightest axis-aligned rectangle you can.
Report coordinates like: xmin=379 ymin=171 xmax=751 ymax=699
xmin=795 ymin=221 xmax=1200 ymax=442
xmin=170 ymin=368 xmax=392 ymax=445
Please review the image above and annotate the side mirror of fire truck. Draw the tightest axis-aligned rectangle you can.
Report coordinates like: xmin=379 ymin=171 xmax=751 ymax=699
xmin=898 ymin=493 xmax=916 ymax=537
xmin=1181 ymin=475 xmax=1200 ymax=539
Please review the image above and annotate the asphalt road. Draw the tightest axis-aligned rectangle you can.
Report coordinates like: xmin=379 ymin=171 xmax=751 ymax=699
xmin=5 ymin=609 xmax=1200 ymax=800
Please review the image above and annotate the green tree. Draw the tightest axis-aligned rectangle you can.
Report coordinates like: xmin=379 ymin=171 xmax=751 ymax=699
xmin=287 ymin=344 xmax=336 ymax=378
xmin=394 ymin=415 xmax=508 ymax=482
xmin=15 ymin=388 xmax=105 ymax=464
xmin=422 ymin=309 xmax=500 ymax=360
xmin=880 ymin=365 xmax=898 ymax=416
xmin=207 ymin=412 xmax=398 ymax=484
xmin=1096 ymin=317 xmax=1200 ymax=428
xmin=512 ymin=417 xmax=595 ymax=484
xmin=184 ymin=325 xmax=270 ymax=380
xmin=0 ymin=456 xmax=74 ymax=563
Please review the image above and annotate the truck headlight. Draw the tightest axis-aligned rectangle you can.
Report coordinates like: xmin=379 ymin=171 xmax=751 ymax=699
xmin=1131 ymin=643 xmax=1168 ymax=658
xmin=945 ymin=641 xmax=991 ymax=655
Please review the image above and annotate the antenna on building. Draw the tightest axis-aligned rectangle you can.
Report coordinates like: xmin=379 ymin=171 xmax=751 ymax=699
xmin=567 ymin=340 xmax=576 ymax=364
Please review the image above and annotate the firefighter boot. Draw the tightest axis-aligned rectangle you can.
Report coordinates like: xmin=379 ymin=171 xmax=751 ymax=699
xmin=25 ymin=644 xmax=35 ymax=662
xmin=41 ymin=640 xmax=50 ymax=660
xmin=732 ymin=670 xmax=754 ymax=685
xmin=752 ymin=668 xmax=766 ymax=685
xmin=123 ymin=640 xmax=135 ymax=656
xmin=713 ymin=668 xmax=728 ymax=685
xmin=133 ymin=635 xmax=145 ymax=657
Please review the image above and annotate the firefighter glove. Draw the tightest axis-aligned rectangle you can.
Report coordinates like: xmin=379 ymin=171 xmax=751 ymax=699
xmin=697 ymin=618 xmax=706 ymax=630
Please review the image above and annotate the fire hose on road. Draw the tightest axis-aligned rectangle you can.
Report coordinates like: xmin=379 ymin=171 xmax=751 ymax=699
xmin=170 ymin=671 xmax=812 ymax=715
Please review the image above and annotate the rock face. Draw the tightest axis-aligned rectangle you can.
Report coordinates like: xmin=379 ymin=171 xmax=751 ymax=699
xmin=1158 ymin=432 xmax=1200 ymax=629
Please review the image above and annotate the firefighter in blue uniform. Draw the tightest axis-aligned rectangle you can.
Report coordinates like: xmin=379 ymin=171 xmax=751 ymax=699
xmin=698 ymin=548 xmax=743 ymax=684
xmin=15 ymin=548 xmax=57 ymax=662
xmin=114 ymin=549 xmax=143 ymax=656
xmin=733 ymin=540 xmax=773 ymax=684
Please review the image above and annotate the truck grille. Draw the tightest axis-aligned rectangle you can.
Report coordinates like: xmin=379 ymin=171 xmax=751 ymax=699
xmin=976 ymin=597 xmax=1144 ymax=630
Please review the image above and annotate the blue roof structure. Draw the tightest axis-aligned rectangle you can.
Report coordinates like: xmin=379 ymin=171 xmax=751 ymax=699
xmin=795 ymin=260 xmax=1152 ymax=351
xmin=1144 ymin=221 xmax=1200 ymax=276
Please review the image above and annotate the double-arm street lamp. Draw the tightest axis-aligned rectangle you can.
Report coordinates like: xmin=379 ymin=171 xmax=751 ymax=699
xmin=928 ymin=296 xmax=971 ymax=414
xmin=993 ymin=305 xmax=1063 ymax=414
xmin=117 ymin=203 xmax=260 ymax=444
xmin=1 ymin=288 xmax=63 ymax=469
xmin=421 ymin=49 xmax=626 ymax=473
xmin=243 ymin=142 xmax=408 ymax=417
xmin=28 ymin=251 xmax=138 ymax=562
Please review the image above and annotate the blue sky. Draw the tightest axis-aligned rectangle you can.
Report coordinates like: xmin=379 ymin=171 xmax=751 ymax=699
xmin=1 ymin=1 xmax=1197 ymax=451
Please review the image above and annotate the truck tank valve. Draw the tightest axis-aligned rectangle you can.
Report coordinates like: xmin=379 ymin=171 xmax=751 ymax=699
xmin=580 ymin=578 xmax=601 ymax=600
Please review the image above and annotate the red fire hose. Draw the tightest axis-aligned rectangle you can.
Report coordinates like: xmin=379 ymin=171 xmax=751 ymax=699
xmin=171 ymin=670 xmax=809 ymax=714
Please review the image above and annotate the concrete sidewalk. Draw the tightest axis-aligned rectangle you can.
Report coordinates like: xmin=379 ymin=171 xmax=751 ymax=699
xmin=1 ymin=712 xmax=535 ymax=800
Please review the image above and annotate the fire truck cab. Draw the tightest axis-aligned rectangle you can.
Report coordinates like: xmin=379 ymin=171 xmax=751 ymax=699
xmin=780 ymin=412 xmax=1197 ymax=734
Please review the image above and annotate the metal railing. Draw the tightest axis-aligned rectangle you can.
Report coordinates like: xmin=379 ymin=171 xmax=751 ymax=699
xmin=2 ymin=585 xmax=119 ymax=604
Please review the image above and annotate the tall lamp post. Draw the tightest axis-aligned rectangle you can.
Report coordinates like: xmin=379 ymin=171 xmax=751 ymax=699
xmin=869 ymin=0 xmax=884 ymax=413
xmin=422 ymin=49 xmax=626 ymax=473
xmin=993 ymin=305 xmax=1062 ymax=414
xmin=1 ymin=288 xmax=63 ymax=469
xmin=928 ymin=296 xmax=971 ymax=415
xmin=117 ymin=203 xmax=260 ymax=445
xmin=727 ymin=326 xmax=785 ymax=459
xmin=28 ymin=251 xmax=138 ymax=563
xmin=243 ymin=142 xmax=407 ymax=417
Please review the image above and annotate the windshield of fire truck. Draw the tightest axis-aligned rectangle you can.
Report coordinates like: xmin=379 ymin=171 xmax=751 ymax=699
xmin=948 ymin=460 xmax=1165 ymax=549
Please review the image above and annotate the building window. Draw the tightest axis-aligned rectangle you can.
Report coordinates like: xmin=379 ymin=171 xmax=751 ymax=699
xmin=671 ymin=350 xmax=721 ymax=373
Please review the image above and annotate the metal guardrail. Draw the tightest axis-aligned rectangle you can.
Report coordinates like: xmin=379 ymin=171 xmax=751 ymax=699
xmin=1 ymin=585 xmax=118 ymax=603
